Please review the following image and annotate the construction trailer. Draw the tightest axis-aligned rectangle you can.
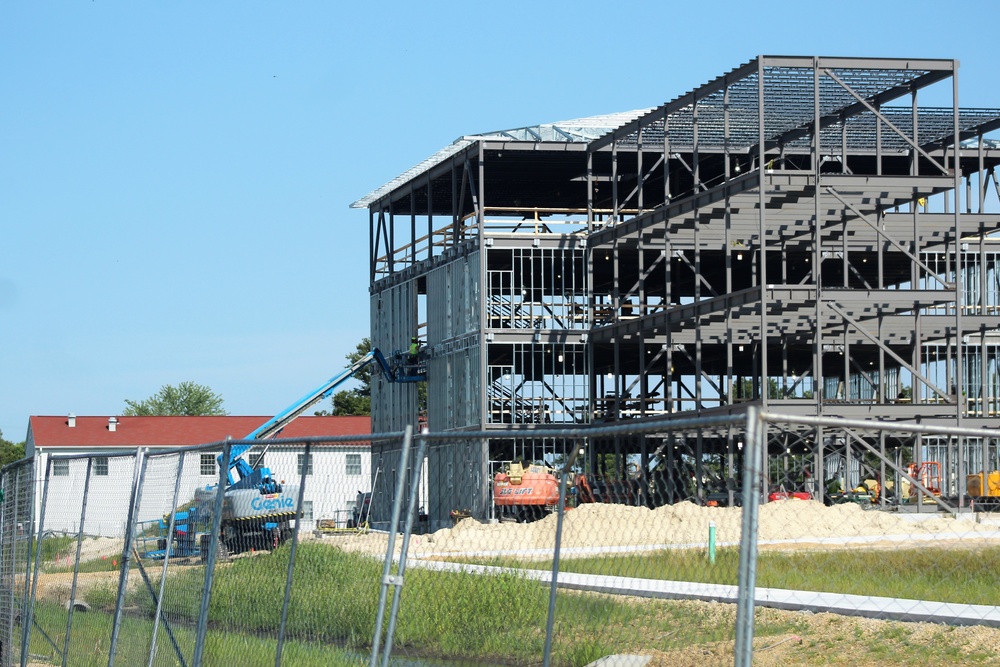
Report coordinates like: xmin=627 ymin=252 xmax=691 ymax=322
xmin=354 ymin=56 xmax=1000 ymax=530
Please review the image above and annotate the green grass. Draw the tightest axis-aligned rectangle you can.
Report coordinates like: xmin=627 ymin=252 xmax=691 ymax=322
xmin=25 ymin=534 xmax=79 ymax=565
xmin=30 ymin=541 xmax=998 ymax=666
xmin=67 ymin=544 xmax=751 ymax=666
xmin=46 ymin=555 xmax=122 ymax=575
xmin=473 ymin=545 xmax=1000 ymax=606
xmin=28 ymin=601 xmax=367 ymax=667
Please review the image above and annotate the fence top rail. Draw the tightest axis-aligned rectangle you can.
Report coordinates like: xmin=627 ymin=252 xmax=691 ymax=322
xmin=762 ymin=411 xmax=1000 ymax=440
xmin=413 ymin=413 xmax=748 ymax=442
xmin=0 ymin=456 xmax=33 ymax=476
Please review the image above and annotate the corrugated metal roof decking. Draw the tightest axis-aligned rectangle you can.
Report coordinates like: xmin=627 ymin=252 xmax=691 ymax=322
xmin=350 ymin=109 xmax=652 ymax=209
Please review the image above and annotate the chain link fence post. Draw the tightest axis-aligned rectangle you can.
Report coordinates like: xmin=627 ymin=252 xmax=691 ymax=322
xmin=542 ymin=436 xmax=583 ymax=667
xmin=273 ymin=441 xmax=310 ymax=667
xmin=17 ymin=460 xmax=34 ymax=667
xmin=107 ymin=449 xmax=146 ymax=666
xmin=61 ymin=457 xmax=92 ymax=667
xmin=20 ymin=454 xmax=51 ymax=667
xmin=734 ymin=406 xmax=764 ymax=667
xmin=144 ymin=451 xmax=189 ymax=667
xmin=370 ymin=425 xmax=413 ymax=667
xmin=193 ymin=438 xmax=231 ymax=667
xmin=1 ymin=459 xmax=34 ymax=667
xmin=379 ymin=429 xmax=426 ymax=667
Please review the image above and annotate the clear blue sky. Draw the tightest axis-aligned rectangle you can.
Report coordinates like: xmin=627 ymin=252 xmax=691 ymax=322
xmin=1 ymin=1 xmax=996 ymax=441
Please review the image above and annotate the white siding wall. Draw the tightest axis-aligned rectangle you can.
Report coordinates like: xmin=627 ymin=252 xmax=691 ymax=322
xmin=35 ymin=445 xmax=372 ymax=537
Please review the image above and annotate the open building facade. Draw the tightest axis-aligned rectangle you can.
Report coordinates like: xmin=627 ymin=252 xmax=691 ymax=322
xmin=354 ymin=56 xmax=1000 ymax=530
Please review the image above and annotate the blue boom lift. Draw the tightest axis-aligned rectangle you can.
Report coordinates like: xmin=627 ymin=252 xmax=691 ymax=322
xmin=137 ymin=346 xmax=424 ymax=560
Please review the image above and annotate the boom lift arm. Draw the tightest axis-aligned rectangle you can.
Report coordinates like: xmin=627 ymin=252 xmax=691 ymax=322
xmin=220 ymin=348 xmax=398 ymax=489
xmin=140 ymin=347 xmax=420 ymax=560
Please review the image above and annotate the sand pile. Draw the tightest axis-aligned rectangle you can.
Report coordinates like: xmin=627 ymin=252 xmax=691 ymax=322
xmin=410 ymin=500 xmax=999 ymax=556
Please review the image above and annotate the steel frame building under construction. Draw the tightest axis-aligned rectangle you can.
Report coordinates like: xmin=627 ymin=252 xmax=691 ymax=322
xmin=352 ymin=56 xmax=1000 ymax=530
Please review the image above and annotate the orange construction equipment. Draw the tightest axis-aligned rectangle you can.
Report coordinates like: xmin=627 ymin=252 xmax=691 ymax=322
xmin=493 ymin=463 xmax=561 ymax=522
xmin=493 ymin=464 xmax=647 ymax=520
xmin=767 ymin=491 xmax=812 ymax=502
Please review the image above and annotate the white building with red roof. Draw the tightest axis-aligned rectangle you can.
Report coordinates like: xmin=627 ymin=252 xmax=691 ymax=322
xmin=25 ymin=414 xmax=373 ymax=536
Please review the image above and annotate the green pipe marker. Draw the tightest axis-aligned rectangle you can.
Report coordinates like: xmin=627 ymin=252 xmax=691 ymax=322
xmin=708 ymin=521 xmax=717 ymax=564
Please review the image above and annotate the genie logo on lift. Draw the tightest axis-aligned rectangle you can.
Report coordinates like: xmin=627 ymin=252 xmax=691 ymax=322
xmin=251 ymin=494 xmax=295 ymax=511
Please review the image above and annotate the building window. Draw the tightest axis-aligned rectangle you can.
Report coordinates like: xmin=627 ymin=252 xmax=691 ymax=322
xmin=94 ymin=457 xmax=109 ymax=476
xmin=201 ymin=454 xmax=216 ymax=476
xmin=301 ymin=500 xmax=314 ymax=521
xmin=297 ymin=453 xmax=313 ymax=476
xmin=346 ymin=454 xmax=361 ymax=476
xmin=249 ymin=450 xmax=265 ymax=470
xmin=52 ymin=459 xmax=69 ymax=477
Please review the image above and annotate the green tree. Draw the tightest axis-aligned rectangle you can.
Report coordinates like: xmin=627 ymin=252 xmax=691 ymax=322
xmin=316 ymin=337 xmax=428 ymax=417
xmin=737 ymin=377 xmax=782 ymax=400
xmin=320 ymin=338 xmax=373 ymax=416
xmin=0 ymin=430 xmax=25 ymax=467
xmin=123 ymin=382 xmax=227 ymax=416
xmin=330 ymin=389 xmax=371 ymax=416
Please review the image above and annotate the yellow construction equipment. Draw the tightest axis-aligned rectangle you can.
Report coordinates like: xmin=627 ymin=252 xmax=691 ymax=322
xmin=967 ymin=471 xmax=1000 ymax=510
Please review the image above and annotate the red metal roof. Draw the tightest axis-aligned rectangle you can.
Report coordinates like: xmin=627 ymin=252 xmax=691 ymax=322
xmin=28 ymin=415 xmax=371 ymax=448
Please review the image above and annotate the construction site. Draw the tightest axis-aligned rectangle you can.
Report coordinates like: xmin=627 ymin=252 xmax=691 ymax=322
xmin=352 ymin=56 xmax=1000 ymax=531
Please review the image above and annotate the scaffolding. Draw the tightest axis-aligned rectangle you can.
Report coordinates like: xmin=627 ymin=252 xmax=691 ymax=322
xmin=354 ymin=56 xmax=1000 ymax=528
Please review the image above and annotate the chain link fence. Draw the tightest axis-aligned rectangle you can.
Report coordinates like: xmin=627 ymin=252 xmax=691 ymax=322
xmin=3 ymin=413 xmax=1000 ymax=666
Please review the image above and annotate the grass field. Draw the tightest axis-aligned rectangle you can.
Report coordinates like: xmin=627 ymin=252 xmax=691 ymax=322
xmin=21 ymin=540 xmax=1000 ymax=666
xmin=505 ymin=544 xmax=1000 ymax=606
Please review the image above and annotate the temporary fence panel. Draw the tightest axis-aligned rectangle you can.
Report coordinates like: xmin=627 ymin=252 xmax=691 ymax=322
xmin=14 ymin=452 xmax=140 ymax=667
xmin=5 ymin=416 xmax=1000 ymax=666
xmin=0 ymin=459 xmax=33 ymax=667
xmin=748 ymin=413 xmax=1000 ymax=637
xmin=370 ymin=414 xmax=758 ymax=667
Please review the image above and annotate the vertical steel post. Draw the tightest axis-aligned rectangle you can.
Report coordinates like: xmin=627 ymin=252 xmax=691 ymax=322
xmin=478 ymin=141 xmax=485 ymax=235
xmin=379 ymin=432 xmax=428 ymax=667
xmin=20 ymin=456 xmax=52 ymax=667
xmin=543 ymin=442 xmax=582 ymax=667
xmin=369 ymin=207 xmax=375 ymax=281
xmin=611 ymin=139 xmax=619 ymax=222
xmin=734 ymin=407 xmax=763 ymax=667
xmin=275 ymin=442 xmax=311 ymax=667
xmin=0 ymin=465 xmax=7 ymax=667
xmin=193 ymin=439 xmax=232 ymax=667
xmin=148 ymin=453 xmax=187 ymax=667
xmin=62 ymin=457 xmax=93 ymax=667
xmin=410 ymin=189 xmax=416 ymax=267
xmin=427 ymin=174 xmax=434 ymax=262
xmin=388 ymin=201 xmax=395 ymax=276
xmin=18 ymin=457 xmax=34 ymax=666
xmin=10 ymin=460 xmax=29 ymax=667
xmin=759 ymin=58 xmax=770 ymax=411
xmin=370 ymin=426 xmax=414 ymax=666
xmin=108 ymin=449 xmax=147 ymax=666
xmin=586 ymin=148 xmax=594 ymax=233
xmin=952 ymin=62 xmax=966 ymax=507
xmin=812 ymin=59 xmax=823 ymax=409
xmin=0 ymin=469 xmax=7 ymax=667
